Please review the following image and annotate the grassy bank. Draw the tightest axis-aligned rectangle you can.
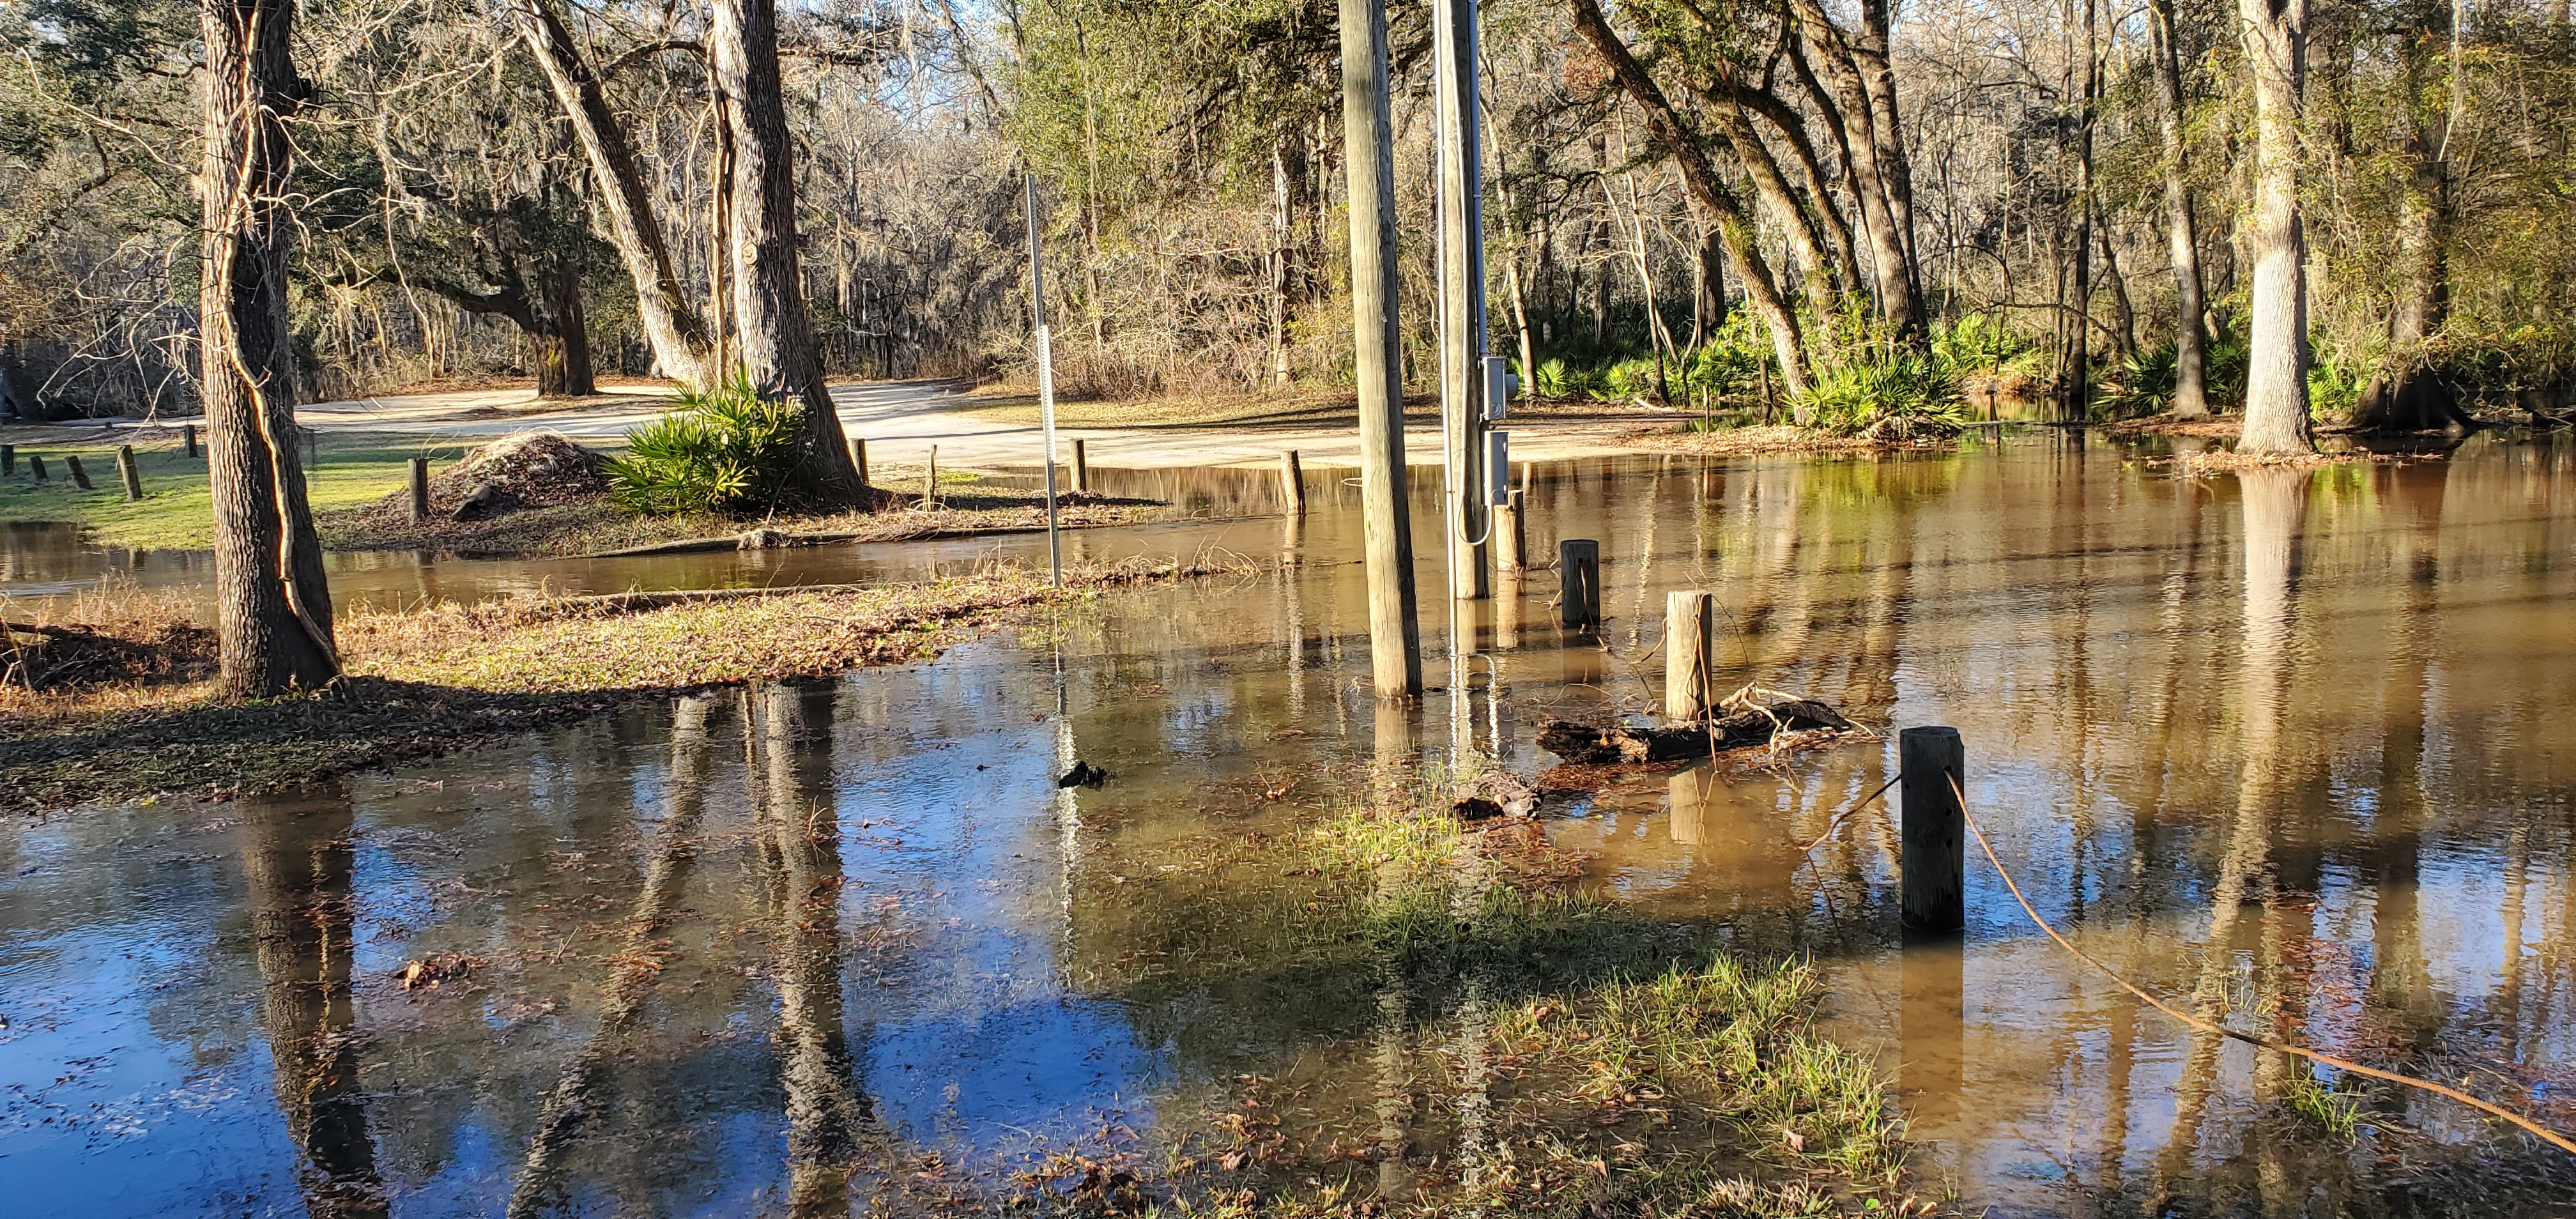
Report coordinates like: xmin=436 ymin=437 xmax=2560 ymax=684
xmin=0 ymin=426 xmax=1181 ymax=556
xmin=0 ymin=427 xmax=468 ymax=551
xmin=0 ymin=556 xmax=1252 ymax=811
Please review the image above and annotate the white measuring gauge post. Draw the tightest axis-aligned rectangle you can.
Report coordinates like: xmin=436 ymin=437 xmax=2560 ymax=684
xmin=1025 ymin=172 xmax=1062 ymax=586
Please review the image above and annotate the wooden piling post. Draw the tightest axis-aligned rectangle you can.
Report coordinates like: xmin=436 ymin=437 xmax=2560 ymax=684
xmin=408 ymin=457 xmax=431 ymax=523
xmin=1664 ymin=590 xmax=1715 ymax=722
xmin=921 ymin=445 xmax=938 ymax=509
xmin=848 ymin=438 xmax=868 ymax=491
xmin=65 ymin=455 xmax=92 ymax=489
xmin=116 ymin=445 xmax=143 ymax=500
xmin=1 ymin=444 xmax=13 ymax=475
xmin=1558 ymin=539 xmax=1600 ymax=629
xmin=1342 ymin=0 xmax=1422 ymax=697
xmin=1278 ymin=448 xmax=1307 ymax=514
xmin=1899 ymin=726 xmax=1966 ymax=932
xmin=1495 ymin=488 xmax=1526 ymax=571
xmin=1073 ymin=438 xmax=1090 ymax=493
xmin=184 ymin=424 xmax=199 ymax=457
xmin=29 ymin=455 xmax=47 ymax=481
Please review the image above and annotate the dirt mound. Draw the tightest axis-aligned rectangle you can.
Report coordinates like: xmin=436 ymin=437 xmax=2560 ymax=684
xmin=345 ymin=431 xmax=609 ymax=528
xmin=444 ymin=431 xmax=607 ymax=513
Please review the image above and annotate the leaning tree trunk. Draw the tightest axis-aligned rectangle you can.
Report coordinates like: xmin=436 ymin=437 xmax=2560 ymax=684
xmin=2149 ymin=0 xmax=2212 ymax=417
xmin=532 ymin=256 xmax=595 ymax=399
xmin=1568 ymin=0 xmax=1811 ymax=397
xmin=709 ymin=0 xmax=863 ymax=503
xmin=513 ymin=0 xmax=709 ymax=386
xmin=200 ymin=0 xmax=337 ymax=696
xmin=2234 ymin=0 xmax=2315 ymax=456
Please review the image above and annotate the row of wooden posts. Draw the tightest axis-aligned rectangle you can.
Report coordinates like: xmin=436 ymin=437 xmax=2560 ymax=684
xmin=3 ymin=433 xmax=184 ymax=502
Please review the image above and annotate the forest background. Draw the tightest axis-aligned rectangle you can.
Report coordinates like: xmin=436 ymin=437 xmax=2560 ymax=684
xmin=5 ymin=0 xmax=2575 ymax=432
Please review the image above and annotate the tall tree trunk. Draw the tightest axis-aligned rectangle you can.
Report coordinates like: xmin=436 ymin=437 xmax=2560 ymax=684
xmin=709 ymin=0 xmax=863 ymax=502
xmin=512 ymin=0 xmax=709 ymax=385
xmin=1270 ymin=140 xmax=1292 ymax=385
xmin=2064 ymin=0 xmax=2098 ymax=420
xmin=200 ymin=0 xmax=336 ymax=696
xmin=1694 ymin=228 xmax=1728 ymax=341
xmin=1782 ymin=0 xmax=1926 ymax=346
xmin=2096 ymin=206 xmax=2139 ymax=362
xmin=2355 ymin=0 xmax=2474 ymax=434
xmin=2234 ymin=0 xmax=2316 ymax=455
xmin=1568 ymin=0 xmax=1811 ymax=396
xmin=2149 ymin=0 xmax=2212 ymax=417
xmin=533 ymin=256 xmax=595 ymax=399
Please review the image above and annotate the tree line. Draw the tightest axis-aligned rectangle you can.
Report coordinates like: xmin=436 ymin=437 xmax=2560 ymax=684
xmin=4 ymin=0 xmax=2575 ymax=686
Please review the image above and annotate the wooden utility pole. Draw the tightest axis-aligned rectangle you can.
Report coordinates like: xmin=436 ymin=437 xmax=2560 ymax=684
xmin=1338 ymin=0 xmax=1422 ymax=698
xmin=1433 ymin=0 xmax=1491 ymax=602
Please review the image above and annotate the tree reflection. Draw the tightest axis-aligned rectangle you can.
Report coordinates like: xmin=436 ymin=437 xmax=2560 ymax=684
xmin=750 ymin=681 xmax=868 ymax=1216
xmin=508 ymin=694 xmax=717 ymax=1216
xmin=241 ymin=785 xmax=390 ymax=1219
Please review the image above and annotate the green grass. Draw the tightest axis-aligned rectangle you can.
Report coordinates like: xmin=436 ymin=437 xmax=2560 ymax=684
xmin=0 ymin=428 xmax=466 ymax=550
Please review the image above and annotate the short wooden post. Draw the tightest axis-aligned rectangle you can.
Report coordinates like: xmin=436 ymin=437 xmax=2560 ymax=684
xmin=29 ymin=455 xmax=47 ymax=481
xmin=921 ymin=445 xmax=938 ymax=509
xmin=1 ymin=444 xmax=13 ymax=475
xmin=848 ymin=438 xmax=868 ymax=490
xmin=1278 ymin=448 xmax=1306 ymax=514
xmin=184 ymin=424 xmax=199 ymax=457
xmin=1899 ymin=726 xmax=1966 ymax=932
xmin=116 ymin=445 xmax=143 ymax=500
xmin=1664 ymin=590 xmax=1715 ymax=722
xmin=1495 ymin=488 xmax=1526 ymax=571
xmin=65 ymin=455 xmax=92 ymax=490
xmin=1073 ymin=438 xmax=1090 ymax=493
xmin=408 ymin=457 xmax=431 ymax=523
xmin=1558 ymin=539 xmax=1600 ymax=629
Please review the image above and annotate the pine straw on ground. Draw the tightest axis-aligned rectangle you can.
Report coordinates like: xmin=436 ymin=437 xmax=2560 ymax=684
xmin=0 ymin=555 xmax=1262 ymax=813
xmin=2170 ymin=445 xmax=2443 ymax=473
xmin=2103 ymin=413 xmax=2245 ymax=438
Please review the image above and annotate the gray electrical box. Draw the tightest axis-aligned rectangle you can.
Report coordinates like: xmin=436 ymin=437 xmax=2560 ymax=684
xmin=1485 ymin=431 xmax=1510 ymax=505
xmin=1482 ymin=355 xmax=1512 ymax=422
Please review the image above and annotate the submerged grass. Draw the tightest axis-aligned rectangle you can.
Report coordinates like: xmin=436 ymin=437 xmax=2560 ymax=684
xmin=996 ymin=760 xmax=1961 ymax=1218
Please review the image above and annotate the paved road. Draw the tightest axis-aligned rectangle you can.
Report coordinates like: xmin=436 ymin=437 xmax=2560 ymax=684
xmin=296 ymin=378 xmax=1666 ymax=469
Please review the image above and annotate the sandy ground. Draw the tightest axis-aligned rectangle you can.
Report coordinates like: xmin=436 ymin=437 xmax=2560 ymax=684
xmin=293 ymin=379 xmax=1679 ymax=470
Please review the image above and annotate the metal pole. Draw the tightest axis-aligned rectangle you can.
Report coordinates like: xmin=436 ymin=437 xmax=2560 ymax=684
xmin=1338 ymin=0 xmax=1422 ymax=698
xmin=1025 ymin=172 xmax=1062 ymax=588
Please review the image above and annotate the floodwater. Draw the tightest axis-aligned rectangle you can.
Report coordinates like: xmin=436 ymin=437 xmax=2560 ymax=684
xmin=6 ymin=433 xmax=2576 ymax=1216
xmin=0 ymin=466 xmax=1301 ymax=610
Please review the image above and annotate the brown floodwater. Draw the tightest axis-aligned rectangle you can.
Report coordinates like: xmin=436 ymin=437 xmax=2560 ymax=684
xmin=4 ymin=431 xmax=2575 ymax=1216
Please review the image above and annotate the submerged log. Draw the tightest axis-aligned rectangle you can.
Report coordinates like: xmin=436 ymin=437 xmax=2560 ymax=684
xmin=1537 ymin=689 xmax=1859 ymax=765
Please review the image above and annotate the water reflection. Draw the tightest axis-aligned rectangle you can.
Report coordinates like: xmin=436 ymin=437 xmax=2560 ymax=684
xmin=4 ymin=438 xmax=2575 ymax=1215
xmin=242 ymin=787 xmax=390 ymax=1218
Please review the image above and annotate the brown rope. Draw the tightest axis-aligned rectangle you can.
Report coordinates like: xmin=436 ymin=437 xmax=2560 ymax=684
xmin=1946 ymin=773 xmax=2576 ymax=1156
xmin=1798 ymin=772 xmax=1902 ymax=854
